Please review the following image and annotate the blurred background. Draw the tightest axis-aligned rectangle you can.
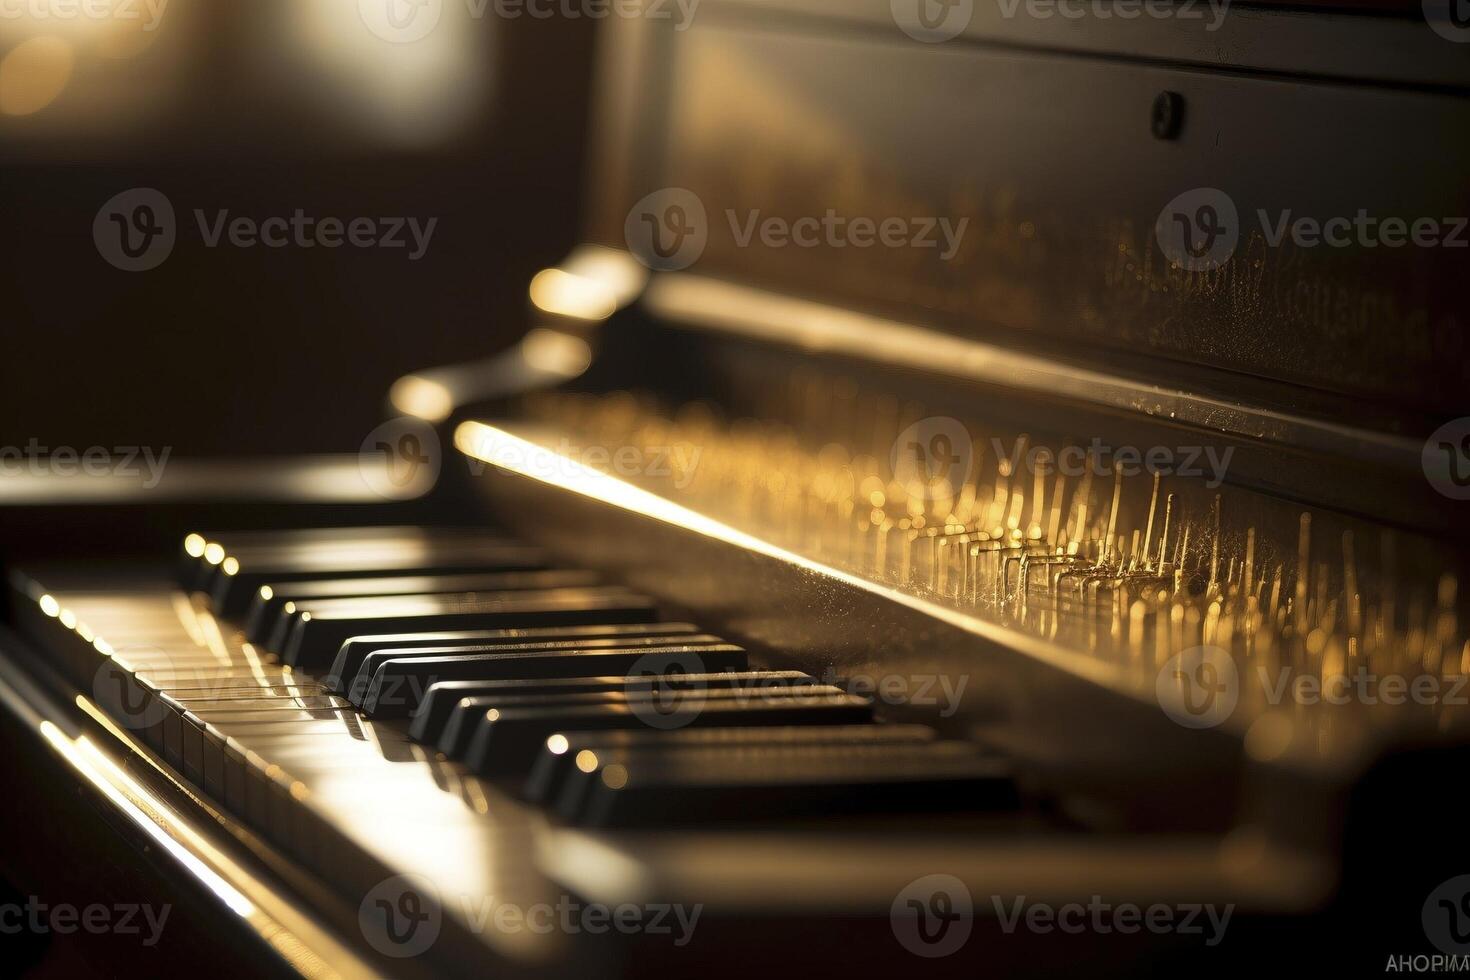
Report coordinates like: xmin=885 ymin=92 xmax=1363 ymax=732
xmin=0 ymin=0 xmax=597 ymax=456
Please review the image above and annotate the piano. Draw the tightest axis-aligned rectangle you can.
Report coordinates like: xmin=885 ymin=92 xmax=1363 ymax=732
xmin=2 ymin=1 xmax=1468 ymax=976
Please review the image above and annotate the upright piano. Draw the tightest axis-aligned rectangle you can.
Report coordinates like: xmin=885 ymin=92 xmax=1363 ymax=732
xmin=2 ymin=1 xmax=1468 ymax=976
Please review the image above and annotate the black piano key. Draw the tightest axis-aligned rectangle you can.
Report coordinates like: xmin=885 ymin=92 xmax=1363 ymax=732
xmin=523 ymin=723 xmax=935 ymax=806
xmin=207 ymin=539 xmax=546 ymax=616
xmin=436 ymin=683 xmax=841 ymax=758
xmin=280 ymin=589 xmax=661 ymax=668
xmin=414 ymin=671 xmax=817 ymax=744
xmin=326 ymin=621 xmax=701 ymax=693
xmin=267 ymin=587 xmax=646 ymax=655
xmin=350 ymin=633 xmax=734 ymax=709
xmin=243 ymin=569 xmax=600 ymax=644
xmin=365 ymin=644 xmax=749 ymax=720
xmin=572 ymin=742 xmax=1018 ymax=827
xmin=459 ymin=694 xmax=873 ymax=778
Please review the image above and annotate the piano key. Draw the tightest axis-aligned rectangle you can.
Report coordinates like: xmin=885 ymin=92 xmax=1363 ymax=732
xmin=243 ymin=569 xmax=601 ymax=644
xmin=263 ymin=585 xmax=635 ymax=655
xmin=279 ymin=589 xmax=661 ymax=668
xmin=166 ymin=683 xmax=332 ymax=700
xmin=326 ymin=621 xmax=701 ymax=693
xmin=436 ymin=683 xmax=846 ymax=759
xmin=523 ymin=722 xmax=936 ymax=805
xmin=413 ymin=670 xmax=817 ymax=744
xmin=361 ymin=643 xmax=749 ymax=720
xmin=551 ymin=739 xmax=958 ymax=822
xmin=174 ymin=695 xmax=351 ymax=711
xmin=188 ymin=711 xmax=395 ymax=805
xmin=181 ymin=707 xmax=362 ymax=773
xmin=458 ymin=694 xmax=874 ymax=778
xmin=206 ymin=539 xmax=547 ymax=616
xmin=349 ymin=633 xmax=734 ymax=709
xmin=572 ymin=742 xmax=1018 ymax=827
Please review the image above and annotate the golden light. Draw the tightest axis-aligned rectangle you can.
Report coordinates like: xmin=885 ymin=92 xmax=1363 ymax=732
xmin=389 ymin=374 xmax=454 ymax=423
xmin=560 ymin=245 xmax=649 ymax=308
xmin=184 ymin=533 xmax=207 ymax=558
xmin=528 ymin=246 xmax=649 ymax=319
xmin=0 ymin=36 xmax=74 ymax=116
xmin=95 ymin=10 xmax=165 ymax=60
xmin=529 ymin=268 xmax=617 ymax=322
xmin=521 ymin=328 xmax=592 ymax=376
xmin=282 ymin=0 xmax=489 ymax=147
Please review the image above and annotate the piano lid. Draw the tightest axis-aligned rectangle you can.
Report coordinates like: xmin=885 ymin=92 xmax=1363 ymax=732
xmin=576 ymin=0 xmax=1470 ymax=428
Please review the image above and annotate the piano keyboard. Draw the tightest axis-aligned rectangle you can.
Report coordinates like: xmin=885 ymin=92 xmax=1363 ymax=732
xmin=6 ymin=524 xmax=1025 ymax=964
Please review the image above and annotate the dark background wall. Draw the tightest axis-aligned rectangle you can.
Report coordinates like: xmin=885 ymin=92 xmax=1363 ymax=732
xmin=0 ymin=3 xmax=597 ymax=457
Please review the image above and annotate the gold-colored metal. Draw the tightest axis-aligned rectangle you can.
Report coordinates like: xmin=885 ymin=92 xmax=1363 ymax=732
xmin=460 ymin=390 xmax=1467 ymax=740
